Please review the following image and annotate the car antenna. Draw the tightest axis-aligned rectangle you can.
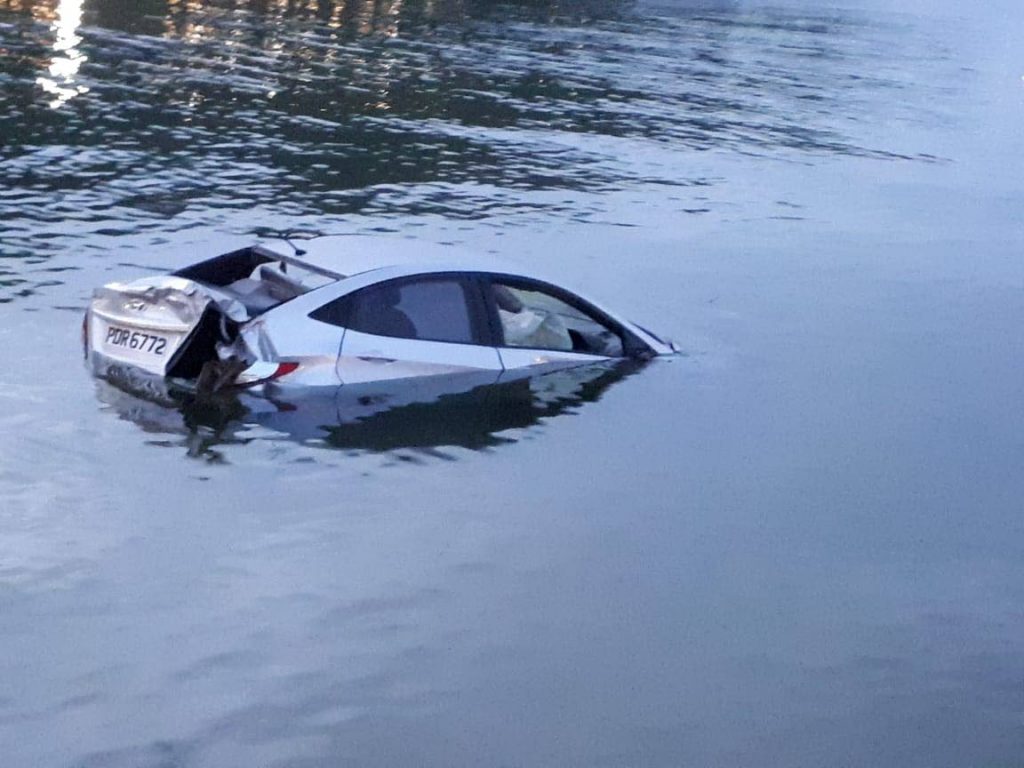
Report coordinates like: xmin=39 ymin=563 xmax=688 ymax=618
xmin=269 ymin=228 xmax=359 ymax=258
xmin=280 ymin=233 xmax=307 ymax=257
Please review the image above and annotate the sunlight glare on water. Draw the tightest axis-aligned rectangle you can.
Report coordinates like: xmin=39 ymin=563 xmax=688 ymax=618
xmin=35 ymin=0 xmax=87 ymax=108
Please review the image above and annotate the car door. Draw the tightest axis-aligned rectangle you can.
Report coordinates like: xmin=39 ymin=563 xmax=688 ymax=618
xmin=482 ymin=276 xmax=628 ymax=371
xmin=332 ymin=274 xmax=503 ymax=384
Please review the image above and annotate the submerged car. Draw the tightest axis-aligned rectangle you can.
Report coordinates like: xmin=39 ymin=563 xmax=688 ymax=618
xmin=84 ymin=236 xmax=677 ymax=392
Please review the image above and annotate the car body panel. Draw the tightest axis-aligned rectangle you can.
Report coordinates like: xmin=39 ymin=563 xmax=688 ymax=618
xmin=495 ymin=347 xmax=610 ymax=370
xmin=237 ymin=314 xmax=344 ymax=387
xmin=338 ymin=331 xmax=504 ymax=384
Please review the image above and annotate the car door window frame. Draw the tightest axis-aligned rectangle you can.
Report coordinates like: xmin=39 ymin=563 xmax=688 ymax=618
xmin=309 ymin=272 xmax=493 ymax=346
xmin=476 ymin=274 xmax=636 ymax=357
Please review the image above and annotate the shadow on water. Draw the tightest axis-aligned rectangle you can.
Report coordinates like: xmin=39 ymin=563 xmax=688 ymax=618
xmin=94 ymin=360 xmax=645 ymax=461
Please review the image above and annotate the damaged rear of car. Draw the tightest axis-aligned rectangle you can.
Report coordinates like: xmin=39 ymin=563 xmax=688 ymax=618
xmin=84 ymin=245 xmax=341 ymax=392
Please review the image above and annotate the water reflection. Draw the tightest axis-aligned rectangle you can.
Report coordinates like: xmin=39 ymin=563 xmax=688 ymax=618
xmin=94 ymin=361 xmax=643 ymax=460
xmin=0 ymin=0 xmax=949 ymax=305
xmin=33 ymin=0 xmax=87 ymax=108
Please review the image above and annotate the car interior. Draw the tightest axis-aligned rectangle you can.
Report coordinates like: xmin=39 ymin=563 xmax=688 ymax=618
xmin=492 ymin=282 xmax=624 ymax=356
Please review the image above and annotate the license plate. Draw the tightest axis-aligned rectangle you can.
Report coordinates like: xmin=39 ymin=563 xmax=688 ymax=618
xmin=103 ymin=325 xmax=170 ymax=356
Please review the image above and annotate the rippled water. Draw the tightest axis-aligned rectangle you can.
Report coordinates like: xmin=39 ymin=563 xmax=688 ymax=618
xmin=1 ymin=0 xmax=1023 ymax=766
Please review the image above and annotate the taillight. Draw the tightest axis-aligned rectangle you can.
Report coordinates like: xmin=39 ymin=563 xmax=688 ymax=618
xmin=269 ymin=362 xmax=299 ymax=380
xmin=234 ymin=361 xmax=300 ymax=388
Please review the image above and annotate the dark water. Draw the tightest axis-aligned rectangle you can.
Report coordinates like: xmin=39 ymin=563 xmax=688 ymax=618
xmin=2 ymin=0 xmax=1024 ymax=765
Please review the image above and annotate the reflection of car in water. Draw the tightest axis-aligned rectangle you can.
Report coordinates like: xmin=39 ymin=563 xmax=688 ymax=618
xmin=84 ymin=235 xmax=677 ymax=395
xmin=95 ymin=360 xmax=646 ymax=458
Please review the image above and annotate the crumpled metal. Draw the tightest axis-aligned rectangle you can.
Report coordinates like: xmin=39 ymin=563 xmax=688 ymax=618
xmin=91 ymin=275 xmax=249 ymax=329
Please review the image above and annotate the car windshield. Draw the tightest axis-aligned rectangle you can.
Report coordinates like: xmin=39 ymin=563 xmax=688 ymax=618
xmin=491 ymin=282 xmax=624 ymax=356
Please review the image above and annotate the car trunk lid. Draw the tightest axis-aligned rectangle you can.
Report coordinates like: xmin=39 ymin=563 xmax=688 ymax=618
xmin=88 ymin=276 xmax=249 ymax=377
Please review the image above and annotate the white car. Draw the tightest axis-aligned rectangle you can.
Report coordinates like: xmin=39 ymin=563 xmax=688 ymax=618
xmin=84 ymin=236 xmax=677 ymax=393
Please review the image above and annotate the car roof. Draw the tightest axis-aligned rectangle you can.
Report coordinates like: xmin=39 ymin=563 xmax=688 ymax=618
xmin=256 ymin=234 xmax=515 ymax=280
xmin=251 ymin=235 xmax=676 ymax=356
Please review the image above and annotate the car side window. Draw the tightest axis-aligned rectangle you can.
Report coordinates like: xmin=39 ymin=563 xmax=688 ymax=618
xmin=312 ymin=278 xmax=476 ymax=344
xmin=489 ymin=280 xmax=624 ymax=357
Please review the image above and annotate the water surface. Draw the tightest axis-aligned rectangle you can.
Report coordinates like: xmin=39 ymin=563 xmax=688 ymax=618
xmin=1 ymin=0 xmax=1023 ymax=766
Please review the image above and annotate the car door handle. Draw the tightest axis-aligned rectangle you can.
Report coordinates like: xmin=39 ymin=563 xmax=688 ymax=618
xmin=357 ymin=355 xmax=396 ymax=363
